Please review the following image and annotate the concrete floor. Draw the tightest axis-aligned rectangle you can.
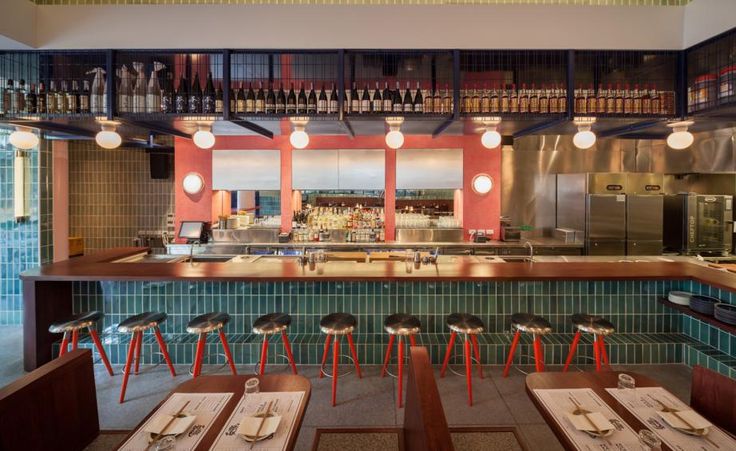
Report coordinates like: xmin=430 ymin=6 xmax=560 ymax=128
xmin=0 ymin=326 xmax=694 ymax=451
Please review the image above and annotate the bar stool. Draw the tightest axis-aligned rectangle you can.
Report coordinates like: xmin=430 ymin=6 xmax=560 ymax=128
xmin=187 ymin=312 xmax=237 ymax=378
xmin=563 ymin=313 xmax=616 ymax=372
xmin=319 ymin=313 xmax=362 ymax=407
xmin=439 ymin=313 xmax=485 ymax=406
xmin=252 ymin=313 xmax=298 ymax=376
xmin=503 ymin=313 xmax=552 ymax=378
xmin=48 ymin=310 xmax=114 ymax=376
xmin=380 ymin=313 xmax=421 ymax=408
xmin=118 ymin=312 xmax=176 ymax=403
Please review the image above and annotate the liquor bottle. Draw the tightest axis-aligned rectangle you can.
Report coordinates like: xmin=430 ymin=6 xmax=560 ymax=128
xmin=0 ymin=79 xmax=6 ymax=114
xmin=442 ymin=84 xmax=452 ymax=114
xmin=490 ymin=84 xmax=500 ymax=113
xmin=431 ymin=85 xmax=441 ymax=113
xmin=243 ymin=82 xmax=253 ymax=113
xmin=45 ymin=80 xmax=56 ymax=115
xmin=256 ymin=82 xmax=266 ymax=113
xmin=66 ymin=80 xmax=79 ymax=114
xmin=557 ymin=84 xmax=567 ymax=113
xmin=16 ymin=79 xmax=26 ymax=113
xmin=632 ymin=84 xmax=642 ymax=114
xmin=500 ymin=84 xmax=509 ymax=113
xmin=361 ymin=84 xmax=370 ymax=113
xmin=575 ymin=85 xmax=585 ymax=114
xmin=372 ymin=82 xmax=382 ymax=113
xmin=424 ymin=85 xmax=434 ymax=113
xmin=470 ymin=85 xmax=480 ymax=114
xmin=623 ymin=83 xmax=632 ymax=115
xmin=650 ymin=84 xmax=661 ymax=115
xmin=25 ymin=83 xmax=37 ymax=114
xmin=202 ymin=72 xmax=215 ymax=114
xmin=480 ymin=85 xmax=490 ymax=113
xmin=36 ymin=82 xmax=46 ymax=114
xmin=297 ymin=83 xmax=307 ymax=113
xmin=413 ymin=82 xmax=423 ymax=113
xmin=174 ymin=76 xmax=188 ymax=114
xmin=392 ymin=82 xmax=402 ymax=113
xmin=548 ymin=84 xmax=558 ymax=114
xmin=641 ymin=83 xmax=651 ymax=115
xmin=234 ymin=82 xmax=244 ymax=114
xmin=603 ymin=83 xmax=614 ymax=114
xmin=402 ymin=81 xmax=413 ymax=112
xmin=286 ymin=83 xmax=297 ymax=114
xmin=272 ymin=83 xmax=283 ymax=114
xmin=614 ymin=83 xmax=624 ymax=114
xmin=586 ymin=84 xmax=596 ymax=114
xmin=229 ymin=84 xmax=236 ymax=114
xmin=318 ymin=84 xmax=328 ymax=114
xmin=519 ymin=83 xmax=530 ymax=114
xmin=382 ymin=82 xmax=392 ymax=112
xmin=189 ymin=72 xmax=202 ymax=114
xmin=461 ymin=87 xmax=471 ymax=113
xmin=160 ymin=73 xmax=173 ymax=114
xmin=342 ymin=88 xmax=349 ymax=114
xmin=596 ymin=84 xmax=606 ymax=114
xmin=307 ymin=83 xmax=317 ymax=114
xmin=132 ymin=62 xmax=146 ymax=114
xmin=146 ymin=62 xmax=165 ymax=114
xmin=529 ymin=83 xmax=539 ymax=114
xmin=215 ymin=82 xmax=224 ymax=114
xmin=538 ymin=84 xmax=548 ymax=114
xmin=509 ymin=84 xmax=519 ymax=113
xmin=350 ymin=82 xmax=360 ymax=113
xmin=328 ymin=84 xmax=338 ymax=114
xmin=56 ymin=80 xmax=67 ymax=114
xmin=118 ymin=66 xmax=133 ymax=114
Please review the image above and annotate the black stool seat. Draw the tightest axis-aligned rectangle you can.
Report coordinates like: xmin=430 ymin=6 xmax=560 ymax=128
xmin=49 ymin=311 xmax=103 ymax=333
xmin=511 ymin=313 xmax=552 ymax=335
xmin=447 ymin=313 xmax=485 ymax=334
xmin=186 ymin=312 xmax=231 ymax=334
xmin=384 ymin=313 xmax=421 ymax=335
xmin=320 ymin=313 xmax=356 ymax=335
xmin=252 ymin=313 xmax=292 ymax=334
xmin=571 ymin=313 xmax=615 ymax=335
xmin=118 ymin=312 xmax=167 ymax=333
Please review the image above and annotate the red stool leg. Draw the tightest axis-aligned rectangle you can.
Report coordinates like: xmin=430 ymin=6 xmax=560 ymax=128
xmin=218 ymin=329 xmax=237 ymax=375
xmin=331 ymin=335 xmax=340 ymax=407
xmin=533 ymin=335 xmax=543 ymax=373
xmin=397 ymin=336 xmax=404 ymax=408
xmin=59 ymin=331 xmax=69 ymax=358
xmin=319 ymin=334 xmax=332 ymax=379
xmin=599 ymin=336 xmax=609 ymax=367
xmin=538 ymin=338 xmax=546 ymax=372
xmin=470 ymin=334 xmax=483 ymax=379
xmin=346 ymin=333 xmax=362 ymax=378
xmin=380 ymin=334 xmax=395 ymax=377
xmin=88 ymin=327 xmax=114 ymax=376
xmin=134 ymin=330 xmax=143 ymax=375
xmin=593 ymin=334 xmax=602 ymax=372
xmin=153 ymin=326 xmax=177 ymax=377
xmin=440 ymin=331 xmax=457 ymax=378
xmin=503 ymin=330 xmax=521 ymax=378
xmin=563 ymin=331 xmax=582 ymax=373
xmin=72 ymin=329 xmax=79 ymax=351
xmin=119 ymin=332 xmax=138 ymax=403
xmin=409 ymin=335 xmax=417 ymax=347
xmin=258 ymin=335 xmax=269 ymax=376
xmin=281 ymin=331 xmax=298 ymax=375
xmin=193 ymin=332 xmax=206 ymax=378
xmin=464 ymin=336 xmax=473 ymax=406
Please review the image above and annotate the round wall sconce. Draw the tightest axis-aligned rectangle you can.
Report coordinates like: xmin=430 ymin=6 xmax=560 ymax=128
xmin=472 ymin=173 xmax=493 ymax=195
xmin=182 ymin=172 xmax=205 ymax=195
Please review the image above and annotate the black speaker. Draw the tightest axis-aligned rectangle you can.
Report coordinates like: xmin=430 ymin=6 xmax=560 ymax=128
xmin=149 ymin=152 xmax=172 ymax=180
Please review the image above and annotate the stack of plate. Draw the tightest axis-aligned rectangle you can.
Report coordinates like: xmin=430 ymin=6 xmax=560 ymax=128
xmin=668 ymin=291 xmax=693 ymax=306
xmin=714 ymin=303 xmax=736 ymax=325
xmin=690 ymin=295 xmax=720 ymax=316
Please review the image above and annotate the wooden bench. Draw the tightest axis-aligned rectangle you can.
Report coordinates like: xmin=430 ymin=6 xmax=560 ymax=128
xmin=0 ymin=349 xmax=100 ymax=451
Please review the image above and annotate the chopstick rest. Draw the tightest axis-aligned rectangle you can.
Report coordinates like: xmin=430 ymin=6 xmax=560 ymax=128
xmin=238 ymin=415 xmax=282 ymax=442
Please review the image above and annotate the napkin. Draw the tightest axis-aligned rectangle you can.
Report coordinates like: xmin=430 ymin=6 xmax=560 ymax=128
xmin=143 ymin=413 xmax=196 ymax=436
xmin=658 ymin=409 xmax=712 ymax=431
xmin=238 ymin=415 xmax=282 ymax=439
xmin=565 ymin=411 xmax=615 ymax=433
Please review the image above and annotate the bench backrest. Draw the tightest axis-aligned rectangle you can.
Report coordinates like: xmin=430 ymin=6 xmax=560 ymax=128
xmin=691 ymin=365 xmax=736 ymax=434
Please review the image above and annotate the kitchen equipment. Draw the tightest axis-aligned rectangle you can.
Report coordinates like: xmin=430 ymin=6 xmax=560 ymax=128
xmin=667 ymin=291 xmax=693 ymax=306
xmin=553 ymin=228 xmax=577 ymax=244
xmin=473 ymin=230 xmax=490 ymax=243
xmin=663 ymin=193 xmax=734 ymax=255
xmin=714 ymin=303 xmax=736 ymax=325
xmin=178 ymin=221 xmax=208 ymax=244
xmin=626 ymin=174 xmax=664 ymax=256
xmin=396 ymin=228 xmax=463 ymax=243
xmin=689 ymin=295 xmax=720 ymax=316
xmin=500 ymin=216 xmax=520 ymax=242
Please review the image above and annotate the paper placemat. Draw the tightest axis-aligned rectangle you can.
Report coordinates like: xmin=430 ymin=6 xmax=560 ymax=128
xmin=533 ymin=388 xmax=643 ymax=450
xmin=606 ymin=386 xmax=736 ymax=451
xmin=119 ymin=392 xmax=233 ymax=451
xmin=209 ymin=391 xmax=306 ymax=451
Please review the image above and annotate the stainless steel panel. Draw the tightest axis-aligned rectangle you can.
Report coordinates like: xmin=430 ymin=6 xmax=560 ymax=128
xmin=395 ymin=228 xmax=464 ymax=243
xmin=292 ymin=149 xmax=339 ymax=189
xmin=627 ymin=240 xmax=663 ymax=255
xmin=587 ymin=194 xmax=626 ymax=240
xmin=396 ymin=148 xmax=463 ymax=189
xmin=626 ymin=195 xmax=663 ymax=242
xmin=586 ymin=239 xmax=626 ymax=256
xmin=586 ymin=173 xmax=627 ymax=194
xmin=626 ymin=173 xmax=664 ymax=195
xmin=212 ymin=150 xmax=281 ymax=190
xmin=211 ymin=228 xmax=281 ymax=243
xmin=337 ymin=149 xmax=385 ymax=190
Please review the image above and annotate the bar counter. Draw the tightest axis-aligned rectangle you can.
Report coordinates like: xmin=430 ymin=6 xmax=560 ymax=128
xmin=19 ymin=248 xmax=736 ymax=380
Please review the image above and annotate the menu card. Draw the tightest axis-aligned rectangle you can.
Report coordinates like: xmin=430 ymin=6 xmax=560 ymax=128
xmin=606 ymin=386 xmax=736 ymax=451
xmin=209 ymin=391 xmax=306 ymax=451
xmin=533 ymin=388 xmax=643 ymax=450
xmin=119 ymin=392 xmax=233 ymax=451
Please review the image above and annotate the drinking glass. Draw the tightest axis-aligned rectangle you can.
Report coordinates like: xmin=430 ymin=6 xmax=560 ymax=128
xmin=245 ymin=377 xmax=260 ymax=394
xmin=618 ymin=373 xmax=636 ymax=389
xmin=154 ymin=435 xmax=176 ymax=451
xmin=638 ymin=430 xmax=662 ymax=450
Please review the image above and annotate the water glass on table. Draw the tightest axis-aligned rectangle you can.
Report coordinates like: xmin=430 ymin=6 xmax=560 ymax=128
xmin=638 ymin=429 xmax=662 ymax=451
xmin=618 ymin=373 xmax=635 ymax=390
xmin=245 ymin=377 xmax=260 ymax=395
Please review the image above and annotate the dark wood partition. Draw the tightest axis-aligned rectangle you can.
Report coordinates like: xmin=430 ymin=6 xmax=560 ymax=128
xmin=0 ymin=349 xmax=99 ymax=451
xmin=23 ymin=280 xmax=73 ymax=371
xmin=690 ymin=365 xmax=736 ymax=434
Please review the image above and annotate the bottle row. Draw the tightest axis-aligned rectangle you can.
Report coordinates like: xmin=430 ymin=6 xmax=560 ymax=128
xmin=0 ymin=69 xmax=107 ymax=115
xmin=459 ymin=84 xmax=567 ymax=115
xmin=572 ymin=83 xmax=676 ymax=116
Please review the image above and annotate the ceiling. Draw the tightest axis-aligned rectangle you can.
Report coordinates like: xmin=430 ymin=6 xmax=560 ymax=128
xmin=30 ymin=0 xmax=692 ymax=5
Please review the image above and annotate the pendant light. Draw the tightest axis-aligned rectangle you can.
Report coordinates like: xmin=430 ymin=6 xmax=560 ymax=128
xmin=9 ymin=126 xmax=39 ymax=149
xmin=289 ymin=117 xmax=310 ymax=149
xmin=385 ymin=117 xmax=405 ymax=150
xmin=480 ymin=117 xmax=502 ymax=149
xmin=666 ymin=120 xmax=694 ymax=150
xmin=573 ymin=117 xmax=596 ymax=150
xmin=193 ymin=123 xmax=216 ymax=149
xmin=95 ymin=121 xmax=122 ymax=149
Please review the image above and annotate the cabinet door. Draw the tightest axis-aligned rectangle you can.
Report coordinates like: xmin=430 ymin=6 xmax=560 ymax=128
xmin=587 ymin=194 xmax=626 ymax=240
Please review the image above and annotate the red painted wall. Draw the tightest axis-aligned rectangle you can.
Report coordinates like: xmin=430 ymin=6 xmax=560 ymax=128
xmin=174 ymin=131 xmax=501 ymax=242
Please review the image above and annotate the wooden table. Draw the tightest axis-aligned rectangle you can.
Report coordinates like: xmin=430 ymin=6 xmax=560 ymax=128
xmin=116 ymin=374 xmax=311 ymax=451
xmin=526 ymin=371 xmax=672 ymax=451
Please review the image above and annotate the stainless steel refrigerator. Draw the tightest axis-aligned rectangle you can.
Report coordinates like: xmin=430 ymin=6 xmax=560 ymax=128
xmin=626 ymin=173 xmax=664 ymax=256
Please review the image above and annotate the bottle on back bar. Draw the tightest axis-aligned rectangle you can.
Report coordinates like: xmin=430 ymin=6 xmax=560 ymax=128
xmin=641 ymin=83 xmax=651 ymax=115
xmin=500 ymin=84 xmax=509 ymax=113
xmin=585 ymin=84 xmax=596 ymax=114
xmin=529 ymin=83 xmax=539 ymax=113
xmin=350 ymin=82 xmax=360 ymax=113
xmin=614 ymin=83 xmax=624 ymax=114
xmin=361 ymin=84 xmax=370 ymax=113
xmin=461 ymin=87 xmax=470 ymax=113
xmin=56 ymin=81 xmax=67 ymax=114
xmin=432 ymin=86 xmax=442 ymax=113
xmin=604 ymin=84 xmax=614 ymax=114
xmin=25 ymin=83 xmax=36 ymax=114
xmin=470 ymin=85 xmax=480 ymax=114
xmin=272 ymin=83 xmax=283 ymax=114
xmin=242 ymin=82 xmax=253 ymax=114
xmin=509 ymin=84 xmax=519 ymax=113
xmin=215 ymin=82 xmax=224 ymax=114
xmin=623 ymin=83 xmax=632 ymax=115
xmin=119 ymin=66 xmax=134 ymax=113
xmin=519 ymin=84 xmax=529 ymax=114
xmin=202 ymin=72 xmax=215 ymax=114
xmin=36 ymin=82 xmax=46 ymax=114
xmin=16 ymin=80 xmax=26 ymax=114
xmin=372 ymin=82 xmax=382 ymax=113
xmin=596 ymin=84 xmax=606 ymax=114
xmin=256 ymin=82 xmax=266 ymax=113
xmin=307 ymin=83 xmax=317 ymax=114
xmin=228 ymin=84 xmax=236 ymax=114
xmin=424 ymin=85 xmax=434 ymax=113
xmin=382 ymin=82 xmax=392 ymax=112
xmin=286 ymin=83 xmax=297 ymax=114
xmin=442 ymin=84 xmax=452 ymax=114
xmin=392 ymin=82 xmax=402 ymax=113
xmin=317 ymin=84 xmax=328 ymax=114
xmin=328 ymin=84 xmax=338 ymax=114
xmin=413 ymin=82 xmax=423 ymax=113
xmin=297 ymin=83 xmax=307 ymax=113
xmin=160 ymin=74 xmax=173 ymax=114
xmin=557 ymin=84 xmax=567 ymax=113
xmin=538 ymin=84 xmax=548 ymax=114
xmin=174 ymin=76 xmax=187 ymax=114
xmin=650 ymin=84 xmax=661 ymax=115
xmin=189 ymin=73 xmax=202 ymax=114
xmin=632 ymin=84 xmax=642 ymax=114
xmin=132 ymin=63 xmax=146 ymax=114
xmin=66 ymin=80 xmax=79 ymax=114
xmin=403 ymin=81 xmax=413 ymax=112
xmin=480 ymin=85 xmax=490 ymax=113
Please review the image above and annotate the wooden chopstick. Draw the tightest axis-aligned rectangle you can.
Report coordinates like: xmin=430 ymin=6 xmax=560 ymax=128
xmin=145 ymin=400 xmax=191 ymax=451
xmin=569 ymin=397 xmax=604 ymax=436
xmin=250 ymin=400 xmax=274 ymax=450
xmin=650 ymin=396 xmax=719 ymax=449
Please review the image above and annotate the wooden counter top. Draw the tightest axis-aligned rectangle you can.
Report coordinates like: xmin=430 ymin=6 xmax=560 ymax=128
xmin=18 ymin=247 xmax=736 ymax=293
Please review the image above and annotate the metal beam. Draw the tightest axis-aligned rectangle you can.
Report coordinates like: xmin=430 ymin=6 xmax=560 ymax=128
xmin=597 ymin=120 xmax=662 ymax=138
xmin=512 ymin=117 xmax=567 ymax=138
xmin=341 ymin=118 xmax=355 ymax=138
xmin=614 ymin=132 xmax=668 ymax=140
xmin=230 ymin=120 xmax=274 ymax=139
xmin=8 ymin=120 xmax=97 ymax=139
xmin=432 ymin=117 xmax=455 ymax=138
xmin=117 ymin=119 xmax=192 ymax=139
